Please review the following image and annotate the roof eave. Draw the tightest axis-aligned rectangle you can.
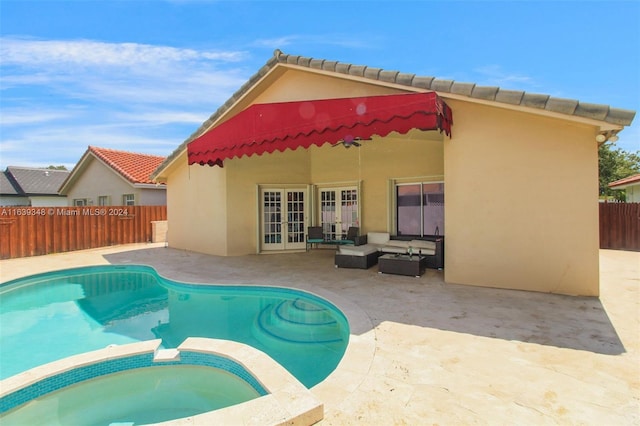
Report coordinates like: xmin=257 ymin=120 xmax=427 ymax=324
xmin=133 ymin=183 xmax=167 ymax=189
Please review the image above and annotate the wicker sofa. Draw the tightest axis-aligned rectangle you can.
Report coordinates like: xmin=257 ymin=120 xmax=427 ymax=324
xmin=334 ymin=232 xmax=444 ymax=270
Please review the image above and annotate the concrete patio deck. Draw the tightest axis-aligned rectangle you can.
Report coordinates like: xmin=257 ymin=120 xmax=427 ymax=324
xmin=1 ymin=244 xmax=638 ymax=425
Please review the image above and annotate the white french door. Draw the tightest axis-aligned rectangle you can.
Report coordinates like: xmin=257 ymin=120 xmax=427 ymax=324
xmin=260 ymin=188 xmax=307 ymax=251
xmin=318 ymin=187 xmax=359 ymax=240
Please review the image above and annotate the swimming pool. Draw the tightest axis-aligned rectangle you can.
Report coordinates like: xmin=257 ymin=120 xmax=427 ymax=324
xmin=0 ymin=264 xmax=349 ymax=387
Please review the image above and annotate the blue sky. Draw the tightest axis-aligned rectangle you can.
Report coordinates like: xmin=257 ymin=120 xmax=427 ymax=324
xmin=1 ymin=0 xmax=638 ymax=170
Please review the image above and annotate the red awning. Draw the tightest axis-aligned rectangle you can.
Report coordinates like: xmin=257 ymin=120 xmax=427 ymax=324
xmin=188 ymin=92 xmax=453 ymax=167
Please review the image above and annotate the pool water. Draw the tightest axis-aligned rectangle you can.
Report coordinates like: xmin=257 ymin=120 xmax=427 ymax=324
xmin=0 ymin=265 xmax=349 ymax=387
xmin=1 ymin=365 xmax=260 ymax=426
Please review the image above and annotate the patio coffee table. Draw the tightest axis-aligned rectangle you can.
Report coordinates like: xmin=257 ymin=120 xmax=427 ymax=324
xmin=378 ymin=254 xmax=427 ymax=277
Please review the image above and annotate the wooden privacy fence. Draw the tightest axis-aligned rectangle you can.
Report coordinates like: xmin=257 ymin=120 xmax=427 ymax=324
xmin=599 ymin=202 xmax=640 ymax=251
xmin=0 ymin=205 xmax=167 ymax=260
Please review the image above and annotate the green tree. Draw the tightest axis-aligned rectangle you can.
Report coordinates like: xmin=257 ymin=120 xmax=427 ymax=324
xmin=598 ymin=144 xmax=640 ymax=201
xmin=46 ymin=165 xmax=68 ymax=170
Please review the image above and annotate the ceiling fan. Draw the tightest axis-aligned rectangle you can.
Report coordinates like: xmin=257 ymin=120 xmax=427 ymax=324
xmin=333 ymin=135 xmax=370 ymax=148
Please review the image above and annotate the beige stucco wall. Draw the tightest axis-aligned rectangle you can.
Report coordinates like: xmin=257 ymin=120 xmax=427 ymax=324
xmin=165 ymin=151 xmax=228 ymax=255
xmin=443 ymin=100 xmax=600 ymax=296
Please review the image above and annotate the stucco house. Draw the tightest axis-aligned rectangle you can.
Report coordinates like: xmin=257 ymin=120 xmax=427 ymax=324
xmin=0 ymin=166 xmax=69 ymax=207
xmin=60 ymin=146 xmax=167 ymax=206
xmin=151 ymin=50 xmax=635 ymax=297
xmin=608 ymin=173 xmax=640 ymax=202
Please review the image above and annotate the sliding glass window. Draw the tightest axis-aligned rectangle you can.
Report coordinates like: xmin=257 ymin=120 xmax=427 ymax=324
xmin=396 ymin=182 xmax=444 ymax=237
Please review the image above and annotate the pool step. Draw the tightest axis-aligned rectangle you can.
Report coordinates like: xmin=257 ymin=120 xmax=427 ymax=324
xmin=254 ymin=299 xmax=343 ymax=345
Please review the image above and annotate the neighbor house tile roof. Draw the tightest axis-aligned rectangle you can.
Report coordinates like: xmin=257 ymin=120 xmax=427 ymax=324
xmin=151 ymin=49 xmax=636 ymax=180
xmin=89 ymin=146 xmax=166 ymax=185
xmin=4 ymin=167 xmax=70 ymax=195
xmin=608 ymin=173 xmax=640 ymax=189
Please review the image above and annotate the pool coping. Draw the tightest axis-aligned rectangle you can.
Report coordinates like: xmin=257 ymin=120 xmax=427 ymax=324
xmin=1 ymin=338 xmax=324 ymax=426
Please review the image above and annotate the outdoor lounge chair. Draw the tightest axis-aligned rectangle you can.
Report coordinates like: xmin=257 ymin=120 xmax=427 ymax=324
xmin=344 ymin=226 xmax=360 ymax=244
xmin=306 ymin=226 xmax=325 ymax=251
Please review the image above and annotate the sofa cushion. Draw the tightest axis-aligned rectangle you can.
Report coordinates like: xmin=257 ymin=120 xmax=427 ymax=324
xmin=339 ymin=245 xmax=378 ymax=257
xmin=380 ymin=246 xmax=406 ymax=254
xmin=367 ymin=232 xmax=390 ymax=245
xmin=410 ymin=240 xmax=436 ymax=250
xmin=385 ymin=240 xmax=411 ymax=248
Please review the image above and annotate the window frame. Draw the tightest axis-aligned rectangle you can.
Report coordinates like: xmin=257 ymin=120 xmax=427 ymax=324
xmin=392 ymin=179 xmax=444 ymax=237
xmin=122 ymin=194 xmax=135 ymax=206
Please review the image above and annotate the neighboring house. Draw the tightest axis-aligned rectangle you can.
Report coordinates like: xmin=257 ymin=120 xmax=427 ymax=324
xmin=0 ymin=166 xmax=69 ymax=207
xmin=59 ymin=146 xmax=166 ymax=206
xmin=151 ymin=50 xmax=636 ymax=297
xmin=608 ymin=173 xmax=640 ymax=202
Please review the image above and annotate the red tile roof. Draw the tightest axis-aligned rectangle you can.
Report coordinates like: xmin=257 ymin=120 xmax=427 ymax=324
xmin=89 ymin=146 xmax=166 ymax=185
xmin=608 ymin=173 xmax=640 ymax=188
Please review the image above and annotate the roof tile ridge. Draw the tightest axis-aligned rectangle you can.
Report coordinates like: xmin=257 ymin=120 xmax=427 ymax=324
xmin=276 ymin=50 xmax=635 ymax=126
xmin=90 ymin=145 xmax=165 ymax=160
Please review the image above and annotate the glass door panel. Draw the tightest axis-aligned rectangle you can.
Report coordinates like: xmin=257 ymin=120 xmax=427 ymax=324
xmin=397 ymin=184 xmax=421 ymax=236
xmin=262 ymin=190 xmax=283 ymax=249
xmin=286 ymin=190 xmax=306 ymax=249
xmin=340 ymin=188 xmax=358 ymax=237
xmin=422 ymin=183 xmax=444 ymax=236
xmin=261 ymin=188 xmax=307 ymax=251
xmin=319 ymin=187 xmax=358 ymax=240
xmin=320 ymin=190 xmax=337 ymax=240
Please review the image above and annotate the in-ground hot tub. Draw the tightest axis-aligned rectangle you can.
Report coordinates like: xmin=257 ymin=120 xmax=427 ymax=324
xmin=0 ymin=339 xmax=323 ymax=425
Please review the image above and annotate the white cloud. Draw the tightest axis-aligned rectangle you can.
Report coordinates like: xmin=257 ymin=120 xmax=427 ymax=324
xmin=252 ymin=36 xmax=300 ymax=48
xmin=0 ymin=37 xmax=249 ymax=107
xmin=252 ymin=33 xmax=376 ymax=50
xmin=0 ymin=37 xmax=246 ymax=68
xmin=112 ymin=110 xmax=211 ymax=127
xmin=472 ymin=65 xmax=537 ymax=90
xmin=0 ymin=108 xmax=75 ymax=126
